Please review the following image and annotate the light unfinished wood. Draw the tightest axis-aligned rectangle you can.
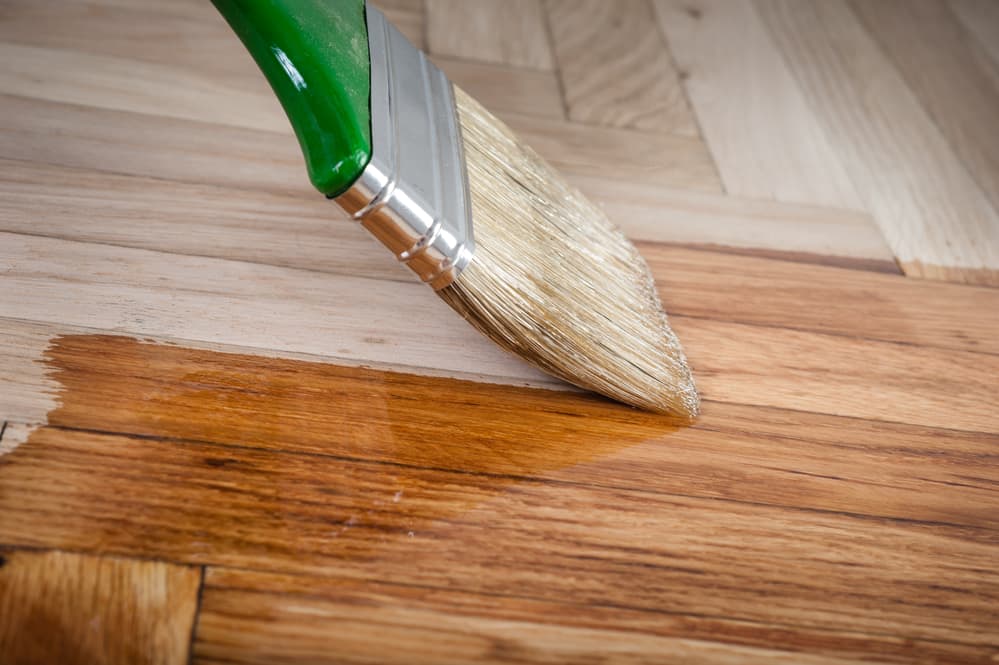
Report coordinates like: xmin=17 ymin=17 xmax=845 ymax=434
xmin=0 ymin=321 xmax=57 ymax=452
xmin=0 ymin=95 xmax=314 ymax=198
xmin=0 ymin=180 xmax=983 ymax=357
xmin=643 ymin=244 xmax=999 ymax=355
xmin=0 ymin=160 xmax=892 ymax=287
xmin=545 ymin=0 xmax=698 ymax=136
xmin=503 ymin=111 xmax=721 ymax=191
xmin=432 ymin=56 xmax=564 ymax=118
xmin=0 ymin=94 xmax=720 ymax=197
xmin=676 ymin=315 xmax=998 ymax=433
xmin=373 ymin=0 xmax=426 ymax=49
xmin=0 ymin=234 xmax=553 ymax=387
xmin=0 ymin=0 xmax=262 ymax=87
xmin=0 ymin=549 xmax=201 ymax=665
xmin=567 ymin=173 xmax=893 ymax=264
xmin=427 ymin=0 xmax=555 ymax=70
xmin=852 ymin=0 xmax=999 ymax=218
xmin=756 ymin=0 xmax=999 ymax=285
xmin=0 ymin=42 xmax=288 ymax=135
xmin=654 ymin=0 xmax=864 ymax=210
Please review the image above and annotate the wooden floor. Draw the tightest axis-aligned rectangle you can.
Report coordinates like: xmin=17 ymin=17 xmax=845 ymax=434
xmin=1 ymin=1 xmax=998 ymax=663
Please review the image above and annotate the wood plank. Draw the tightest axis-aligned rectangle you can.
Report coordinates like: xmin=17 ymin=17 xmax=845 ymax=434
xmin=567 ymin=173 xmax=892 ymax=264
xmin=433 ymin=56 xmax=564 ymax=118
xmin=0 ymin=95 xmax=313 ymax=198
xmin=503 ymin=112 xmax=722 ymax=192
xmin=1 ymin=424 xmax=996 ymax=653
xmin=0 ymin=234 xmax=552 ymax=387
xmin=0 ymin=549 xmax=200 ymax=665
xmin=545 ymin=0 xmax=698 ymax=135
xmin=0 ymin=0 xmax=424 ymax=98
xmin=0 ymin=94 xmax=720 ymax=197
xmin=653 ymin=0 xmax=864 ymax=210
xmin=755 ymin=0 xmax=999 ymax=285
xmin=3 ymin=232 xmax=998 ymax=431
xmin=373 ymin=0 xmax=426 ymax=50
xmin=677 ymin=315 xmax=999 ymax=432
xmin=0 ymin=0 xmax=262 ymax=87
xmin=0 ymin=159 xmax=400 ymax=282
xmin=0 ymin=320 xmax=58 ymax=453
xmin=7 ymin=163 xmax=995 ymax=359
xmin=426 ymin=0 xmax=555 ymax=70
xmin=0 ymin=42 xmax=288 ymax=134
xmin=197 ymin=568 xmax=941 ymax=665
xmin=0 ymin=329 xmax=993 ymax=531
xmin=852 ymin=0 xmax=999 ymax=221
xmin=0 ymin=159 xmax=892 ymax=279
xmin=644 ymin=244 xmax=999 ymax=355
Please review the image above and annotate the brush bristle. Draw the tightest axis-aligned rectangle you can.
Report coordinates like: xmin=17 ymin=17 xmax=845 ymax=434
xmin=437 ymin=88 xmax=699 ymax=418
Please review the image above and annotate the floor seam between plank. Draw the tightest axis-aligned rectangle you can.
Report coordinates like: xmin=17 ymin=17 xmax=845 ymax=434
xmin=187 ymin=565 xmax=207 ymax=665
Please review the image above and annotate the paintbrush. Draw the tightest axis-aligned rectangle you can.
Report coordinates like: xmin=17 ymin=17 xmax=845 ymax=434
xmin=212 ymin=0 xmax=698 ymax=417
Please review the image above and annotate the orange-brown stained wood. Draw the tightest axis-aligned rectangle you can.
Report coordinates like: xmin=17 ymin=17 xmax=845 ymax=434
xmin=1 ymin=334 xmax=998 ymax=664
xmin=194 ymin=568 xmax=992 ymax=665
xmin=0 ymin=548 xmax=201 ymax=665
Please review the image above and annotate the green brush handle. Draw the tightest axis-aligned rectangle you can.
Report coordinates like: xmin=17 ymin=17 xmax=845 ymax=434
xmin=212 ymin=0 xmax=372 ymax=196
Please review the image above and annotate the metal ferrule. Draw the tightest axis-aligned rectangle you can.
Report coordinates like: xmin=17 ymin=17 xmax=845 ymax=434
xmin=334 ymin=3 xmax=474 ymax=290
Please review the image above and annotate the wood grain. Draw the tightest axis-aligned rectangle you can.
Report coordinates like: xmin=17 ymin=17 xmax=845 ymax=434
xmin=568 ymin=173 xmax=893 ymax=264
xmin=373 ymin=0 xmax=426 ymax=49
xmin=756 ymin=0 xmax=999 ymax=285
xmin=852 ymin=0 xmax=999 ymax=217
xmin=0 ymin=234 xmax=551 ymax=387
xmin=0 ymin=159 xmax=892 ymax=280
xmin=0 ymin=159 xmax=892 ymax=285
xmin=0 ymin=334 xmax=995 ymax=663
xmin=426 ymin=0 xmax=555 ymax=70
xmin=5 ymin=332 xmax=994 ymax=527
xmin=2 ymin=2 xmax=999 ymax=661
xmin=502 ymin=111 xmax=721 ymax=191
xmin=545 ymin=0 xmax=698 ymax=136
xmin=0 ymin=348 xmax=999 ymax=660
xmin=5 ymin=230 xmax=998 ymax=431
xmin=0 ymin=549 xmax=200 ymax=665
xmin=0 ymin=41 xmax=288 ymax=134
xmin=0 ymin=94 xmax=720 ymax=197
xmin=432 ymin=56 xmax=564 ymax=119
xmin=0 ymin=0 xmax=262 ymax=87
xmin=197 ymin=569 xmax=921 ymax=665
xmin=654 ymin=0 xmax=864 ymax=210
xmin=0 ymin=95 xmax=314 ymax=198
xmin=643 ymin=244 xmax=999 ymax=355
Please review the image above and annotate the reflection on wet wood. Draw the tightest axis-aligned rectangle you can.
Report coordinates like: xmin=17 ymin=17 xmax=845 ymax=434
xmin=0 ymin=334 xmax=996 ymax=664
xmin=0 ymin=549 xmax=200 ymax=665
